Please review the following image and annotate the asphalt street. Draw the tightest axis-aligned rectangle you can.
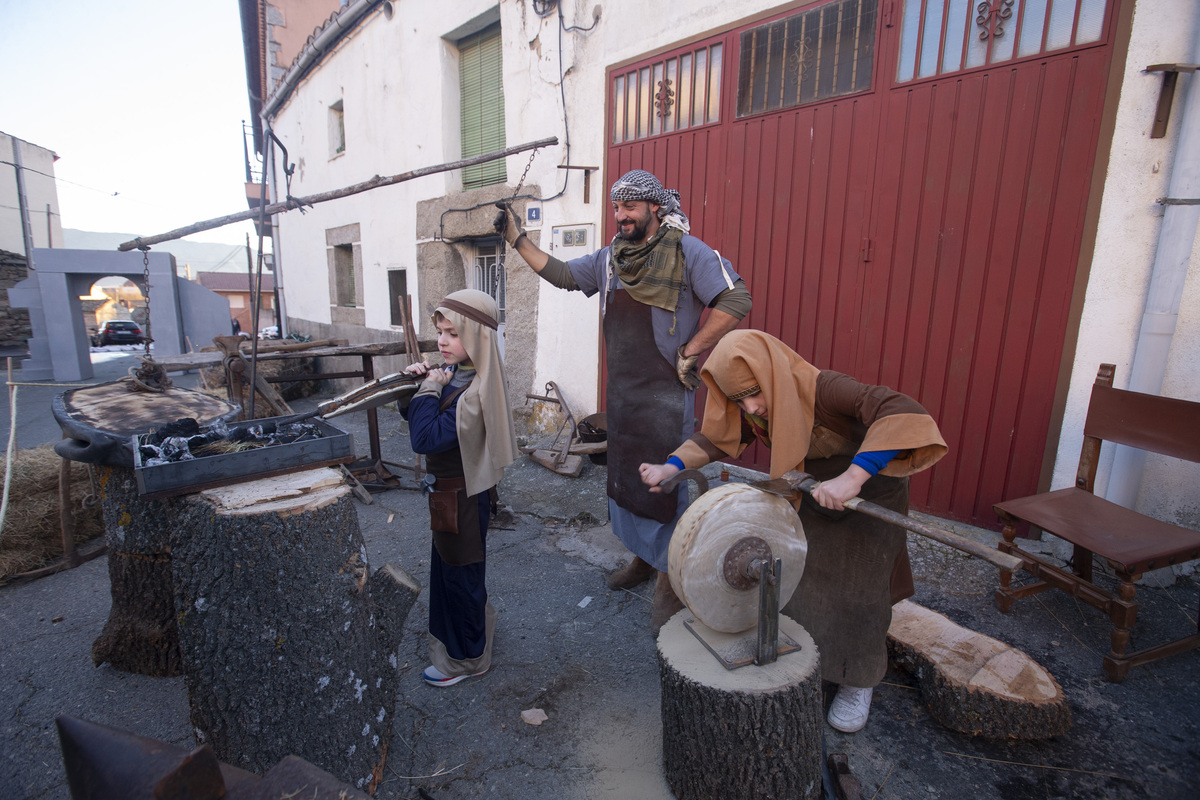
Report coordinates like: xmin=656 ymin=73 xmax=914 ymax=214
xmin=1 ymin=350 xmax=1197 ymax=799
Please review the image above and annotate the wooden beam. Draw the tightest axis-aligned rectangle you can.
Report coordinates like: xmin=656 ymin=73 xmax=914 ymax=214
xmin=118 ymin=136 xmax=559 ymax=251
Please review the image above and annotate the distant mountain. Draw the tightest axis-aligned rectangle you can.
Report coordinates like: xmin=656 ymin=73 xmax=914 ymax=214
xmin=62 ymin=230 xmax=271 ymax=277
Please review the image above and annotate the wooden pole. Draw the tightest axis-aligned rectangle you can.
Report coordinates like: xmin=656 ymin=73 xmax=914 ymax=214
xmin=58 ymin=454 xmax=80 ymax=568
xmin=117 ymin=137 xmax=559 ymax=251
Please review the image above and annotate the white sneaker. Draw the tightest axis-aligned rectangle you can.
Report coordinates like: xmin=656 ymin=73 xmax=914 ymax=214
xmin=827 ymin=685 xmax=873 ymax=733
xmin=422 ymin=664 xmax=489 ymax=687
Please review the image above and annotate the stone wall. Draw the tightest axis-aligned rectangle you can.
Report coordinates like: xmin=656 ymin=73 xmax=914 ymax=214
xmin=0 ymin=250 xmax=32 ymax=349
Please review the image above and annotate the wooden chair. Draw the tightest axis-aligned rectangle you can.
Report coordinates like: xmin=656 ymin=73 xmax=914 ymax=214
xmin=993 ymin=364 xmax=1200 ymax=682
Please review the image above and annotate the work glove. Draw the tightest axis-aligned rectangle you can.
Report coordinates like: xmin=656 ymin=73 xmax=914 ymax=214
xmin=675 ymin=345 xmax=701 ymax=390
xmin=492 ymin=201 xmax=525 ymax=247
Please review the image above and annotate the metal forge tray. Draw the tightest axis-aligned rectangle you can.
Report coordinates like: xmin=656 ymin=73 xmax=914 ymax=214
xmin=132 ymin=417 xmax=356 ymax=499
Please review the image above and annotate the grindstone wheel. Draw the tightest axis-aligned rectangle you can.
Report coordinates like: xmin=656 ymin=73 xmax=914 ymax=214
xmin=668 ymin=482 xmax=806 ymax=633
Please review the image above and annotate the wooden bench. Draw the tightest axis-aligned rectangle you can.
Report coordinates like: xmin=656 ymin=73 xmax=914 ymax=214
xmin=993 ymin=363 xmax=1200 ymax=682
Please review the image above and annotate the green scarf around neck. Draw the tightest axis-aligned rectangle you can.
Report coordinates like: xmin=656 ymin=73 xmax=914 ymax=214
xmin=610 ymin=224 xmax=686 ymax=314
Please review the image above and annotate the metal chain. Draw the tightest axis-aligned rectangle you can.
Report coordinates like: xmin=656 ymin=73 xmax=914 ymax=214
xmin=126 ymin=247 xmax=172 ymax=392
xmin=507 ymin=147 xmax=539 ymax=207
xmin=499 ymin=147 xmax=540 ymax=259
xmin=140 ymin=247 xmax=152 ymax=359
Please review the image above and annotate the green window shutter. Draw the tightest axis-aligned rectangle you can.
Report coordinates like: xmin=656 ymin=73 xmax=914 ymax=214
xmin=460 ymin=25 xmax=506 ymax=189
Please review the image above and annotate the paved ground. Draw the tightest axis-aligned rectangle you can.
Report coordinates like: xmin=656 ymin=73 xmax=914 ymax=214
xmin=1 ymin=352 xmax=1197 ymax=799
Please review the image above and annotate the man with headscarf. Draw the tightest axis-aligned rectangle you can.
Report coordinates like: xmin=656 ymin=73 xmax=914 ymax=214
xmin=494 ymin=169 xmax=752 ymax=632
xmin=640 ymin=330 xmax=947 ymax=732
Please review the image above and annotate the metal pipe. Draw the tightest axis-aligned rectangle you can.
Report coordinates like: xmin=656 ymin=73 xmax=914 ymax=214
xmin=755 ymin=558 xmax=780 ymax=666
xmin=1107 ymin=24 xmax=1200 ymax=508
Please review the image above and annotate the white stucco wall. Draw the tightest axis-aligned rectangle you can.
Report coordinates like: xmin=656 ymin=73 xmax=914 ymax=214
xmin=0 ymin=133 xmax=64 ymax=254
xmin=268 ymin=1 xmax=480 ymax=331
xmin=1052 ymin=0 xmax=1200 ymax=530
xmin=266 ymin=0 xmax=783 ymax=414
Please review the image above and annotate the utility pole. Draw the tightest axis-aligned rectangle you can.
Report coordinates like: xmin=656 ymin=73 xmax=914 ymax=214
xmin=11 ymin=137 xmax=37 ymax=272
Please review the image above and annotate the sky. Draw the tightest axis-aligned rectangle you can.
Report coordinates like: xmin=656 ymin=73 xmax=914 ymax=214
xmin=0 ymin=0 xmax=260 ymax=248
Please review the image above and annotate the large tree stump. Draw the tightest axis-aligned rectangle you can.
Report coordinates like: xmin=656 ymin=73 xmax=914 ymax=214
xmin=54 ymin=382 xmax=240 ymax=676
xmin=658 ymin=612 xmax=823 ymax=800
xmin=92 ymin=465 xmax=183 ymax=676
xmin=887 ymin=600 xmax=1071 ymax=739
xmin=167 ymin=468 xmax=420 ymax=794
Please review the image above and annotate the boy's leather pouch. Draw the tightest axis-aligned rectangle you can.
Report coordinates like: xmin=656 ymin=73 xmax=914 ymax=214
xmin=428 ymin=489 xmax=460 ymax=534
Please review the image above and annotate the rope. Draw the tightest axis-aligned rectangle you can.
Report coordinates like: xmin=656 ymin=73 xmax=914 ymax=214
xmin=6 ymin=381 xmax=99 ymax=388
xmin=0 ymin=384 xmax=18 ymax=542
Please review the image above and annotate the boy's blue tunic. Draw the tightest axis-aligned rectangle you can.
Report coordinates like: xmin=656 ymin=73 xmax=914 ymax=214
xmin=403 ymin=379 xmax=491 ymax=663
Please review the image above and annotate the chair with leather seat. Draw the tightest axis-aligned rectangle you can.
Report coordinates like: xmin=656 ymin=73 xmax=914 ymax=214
xmin=993 ymin=363 xmax=1200 ymax=682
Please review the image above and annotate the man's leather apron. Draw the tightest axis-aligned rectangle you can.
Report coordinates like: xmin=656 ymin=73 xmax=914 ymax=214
xmin=603 ymin=289 xmax=686 ymax=523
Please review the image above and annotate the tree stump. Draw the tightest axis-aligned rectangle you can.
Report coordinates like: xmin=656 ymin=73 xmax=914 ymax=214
xmin=167 ymin=468 xmax=420 ymax=794
xmin=54 ymin=382 xmax=240 ymax=676
xmin=887 ymin=600 xmax=1071 ymax=739
xmin=658 ymin=612 xmax=824 ymax=800
xmin=92 ymin=465 xmax=184 ymax=676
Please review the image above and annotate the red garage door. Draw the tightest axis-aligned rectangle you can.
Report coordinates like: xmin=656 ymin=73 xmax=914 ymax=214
xmin=606 ymin=0 xmax=1121 ymax=528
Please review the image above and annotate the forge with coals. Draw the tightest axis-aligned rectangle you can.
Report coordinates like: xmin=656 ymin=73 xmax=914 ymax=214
xmin=133 ymin=414 xmax=355 ymax=499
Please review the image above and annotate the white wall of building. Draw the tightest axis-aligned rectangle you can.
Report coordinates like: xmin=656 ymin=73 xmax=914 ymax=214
xmin=1 ymin=132 xmax=64 ymax=254
xmin=267 ymin=0 xmax=781 ymax=414
xmin=268 ymin=0 xmax=495 ymax=331
xmin=1052 ymin=0 xmax=1200 ymax=529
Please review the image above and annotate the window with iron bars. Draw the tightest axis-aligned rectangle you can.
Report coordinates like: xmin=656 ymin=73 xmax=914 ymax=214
xmin=737 ymin=0 xmax=877 ymax=118
xmin=474 ymin=244 xmax=506 ymax=324
xmin=611 ymin=41 xmax=724 ymax=143
xmin=896 ymin=0 xmax=1107 ymax=83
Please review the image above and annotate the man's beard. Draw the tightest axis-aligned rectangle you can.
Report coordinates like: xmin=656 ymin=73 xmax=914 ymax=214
xmin=617 ymin=216 xmax=650 ymax=242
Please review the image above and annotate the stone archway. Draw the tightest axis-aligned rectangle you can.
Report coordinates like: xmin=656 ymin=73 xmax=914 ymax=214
xmin=8 ymin=248 xmax=231 ymax=381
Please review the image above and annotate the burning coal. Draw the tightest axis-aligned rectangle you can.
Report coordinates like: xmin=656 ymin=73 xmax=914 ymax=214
xmin=138 ymin=417 xmax=329 ymax=466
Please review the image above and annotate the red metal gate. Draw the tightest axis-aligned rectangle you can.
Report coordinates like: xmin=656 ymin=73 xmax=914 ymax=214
xmin=605 ymin=0 xmax=1120 ymax=527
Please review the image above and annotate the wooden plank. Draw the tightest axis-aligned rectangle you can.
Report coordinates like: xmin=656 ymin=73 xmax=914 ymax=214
xmin=149 ymin=339 xmax=438 ymax=372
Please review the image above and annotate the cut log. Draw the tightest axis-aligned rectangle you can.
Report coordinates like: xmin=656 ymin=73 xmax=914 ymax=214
xmin=91 ymin=465 xmax=183 ymax=676
xmin=168 ymin=467 xmax=420 ymax=794
xmin=659 ymin=612 xmax=824 ymax=799
xmin=887 ymin=600 xmax=1071 ymax=739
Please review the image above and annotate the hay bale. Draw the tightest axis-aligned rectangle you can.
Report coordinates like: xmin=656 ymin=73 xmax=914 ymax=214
xmin=0 ymin=445 xmax=103 ymax=579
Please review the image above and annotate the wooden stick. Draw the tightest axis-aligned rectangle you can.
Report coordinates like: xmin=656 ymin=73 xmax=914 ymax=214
xmin=118 ymin=137 xmax=558 ymax=251
xmin=750 ymin=476 xmax=1023 ymax=571
xmin=59 ymin=455 xmax=80 ymax=568
xmin=942 ymin=751 xmax=1124 ymax=779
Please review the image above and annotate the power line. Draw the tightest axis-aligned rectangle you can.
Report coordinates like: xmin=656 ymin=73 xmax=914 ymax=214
xmin=0 ymin=159 xmax=121 ymax=196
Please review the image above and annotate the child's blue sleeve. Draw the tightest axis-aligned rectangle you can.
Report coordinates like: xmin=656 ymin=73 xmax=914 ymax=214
xmin=851 ymin=449 xmax=901 ymax=476
xmin=405 ymin=393 xmax=460 ymax=455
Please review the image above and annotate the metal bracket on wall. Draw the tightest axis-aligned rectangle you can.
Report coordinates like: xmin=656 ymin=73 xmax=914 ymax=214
xmin=1145 ymin=63 xmax=1200 ymax=139
xmin=556 ymin=165 xmax=599 ymax=203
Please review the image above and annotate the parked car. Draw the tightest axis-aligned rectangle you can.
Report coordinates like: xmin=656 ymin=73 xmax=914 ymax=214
xmin=258 ymin=325 xmax=280 ymax=339
xmin=91 ymin=320 xmax=144 ymax=347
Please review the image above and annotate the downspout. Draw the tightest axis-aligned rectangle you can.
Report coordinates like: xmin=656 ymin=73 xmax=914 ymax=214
xmin=268 ymin=136 xmax=288 ymax=338
xmin=1106 ymin=27 xmax=1200 ymax=508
